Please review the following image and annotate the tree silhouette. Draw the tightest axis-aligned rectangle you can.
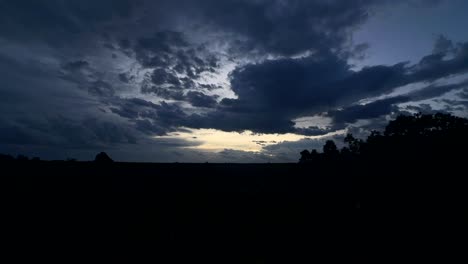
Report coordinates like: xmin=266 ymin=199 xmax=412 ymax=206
xmin=300 ymin=113 xmax=468 ymax=162
xmin=300 ymin=150 xmax=311 ymax=163
xmin=94 ymin=152 xmax=114 ymax=163
xmin=0 ymin=154 xmax=14 ymax=163
xmin=17 ymin=155 xmax=29 ymax=162
xmin=323 ymin=140 xmax=339 ymax=157
xmin=311 ymin=149 xmax=319 ymax=158
xmin=344 ymin=134 xmax=363 ymax=155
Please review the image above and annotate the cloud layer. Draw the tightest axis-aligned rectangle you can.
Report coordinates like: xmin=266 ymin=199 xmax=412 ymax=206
xmin=0 ymin=0 xmax=467 ymax=161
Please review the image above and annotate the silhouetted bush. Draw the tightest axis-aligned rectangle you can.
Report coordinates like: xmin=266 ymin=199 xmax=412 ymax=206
xmin=0 ymin=154 xmax=15 ymax=163
xmin=94 ymin=152 xmax=114 ymax=163
xmin=17 ymin=155 xmax=29 ymax=162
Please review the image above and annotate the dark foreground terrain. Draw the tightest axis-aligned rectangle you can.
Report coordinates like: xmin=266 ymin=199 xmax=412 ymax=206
xmin=4 ymin=113 xmax=468 ymax=260
xmin=4 ymin=158 xmax=466 ymax=261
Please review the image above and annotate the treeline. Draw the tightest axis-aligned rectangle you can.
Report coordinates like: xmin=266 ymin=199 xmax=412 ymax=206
xmin=0 ymin=152 xmax=113 ymax=164
xmin=0 ymin=154 xmax=44 ymax=163
xmin=299 ymin=113 xmax=468 ymax=163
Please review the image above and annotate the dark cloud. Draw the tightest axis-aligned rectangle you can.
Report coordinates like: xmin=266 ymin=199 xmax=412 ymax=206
xmin=433 ymin=35 xmax=455 ymax=55
xmin=55 ymin=117 xmax=137 ymax=146
xmin=109 ymin=98 xmax=190 ymax=136
xmin=88 ymin=80 xmax=115 ymax=97
xmin=295 ymin=127 xmax=339 ymax=137
xmin=131 ymin=30 xmax=219 ymax=82
xmin=0 ymin=0 xmax=140 ymax=49
xmin=0 ymin=0 xmax=465 ymax=162
xmin=330 ymin=96 xmax=406 ymax=125
xmin=141 ymin=86 xmax=185 ymax=101
xmin=409 ymin=42 xmax=468 ymax=82
xmin=408 ymin=80 xmax=468 ymax=101
xmin=118 ymin=73 xmax=133 ymax=83
xmin=110 ymin=106 xmax=139 ymax=119
xmin=404 ymin=104 xmax=438 ymax=114
xmin=134 ymin=31 xmax=189 ymax=68
xmin=0 ymin=119 xmax=44 ymax=146
xmin=192 ymin=0 xmax=441 ymax=56
xmin=0 ymin=0 xmax=440 ymax=55
xmin=182 ymin=38 xmax=468 ymax=134
xmin=0 ymin=115 xmax=137 ymax=148
xmin=176 ymin=53 xmax=407 ymax=134
xmin=438 ymin=99 xmax=468 ymax=112
xmin=151 ymin=68 xmax=181 ymax=86
xmin=110 ymin=98 xmax=158 ymax=120
xmin=325 ymin=79 xmax=468 ymax=128
xmin=188 ymin=0 xmax=377 ymax=56
xmin=106 ymin=38 xmax=468 ymax=138
xmin=186 ymin=92 xmax=218 ymax=108
xmin=115 ymin=30 xmax=221 ymax=97
xmin=134 ymin=119 xmax=168 ymax=136
xmin=62 ymin=60 xmax=90 ymax=72
xmin=58 ymin=58 xmax=123 ymax=101
xmin=199 ymin=84 xmax=223 ymax=91
xmin=186 ymin=111 xmax=297 ymax=135
xmin=347 ymin=43 xmax=371 ymax=61
xmin=458 ymin=89 xmax=468 ymax=100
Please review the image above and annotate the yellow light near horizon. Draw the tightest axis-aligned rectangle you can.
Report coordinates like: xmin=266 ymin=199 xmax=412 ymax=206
xmin=155 ymin=128 xmax=344 ymax=152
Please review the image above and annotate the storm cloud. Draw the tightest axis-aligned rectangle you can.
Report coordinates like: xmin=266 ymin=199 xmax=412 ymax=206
xmin=0 ymin=0 xmax=467 ymax=162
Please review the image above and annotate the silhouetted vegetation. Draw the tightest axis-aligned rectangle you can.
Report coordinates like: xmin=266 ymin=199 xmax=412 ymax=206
xmin=0 ymin=153 xmax=14 ymax=162
xmin=94 ymin=152 xmax=114 ymax=163
xmin=16 ymin=154 xmax=29 ymax=162
xmin=300 ymin=113 xmax=468 ymax=163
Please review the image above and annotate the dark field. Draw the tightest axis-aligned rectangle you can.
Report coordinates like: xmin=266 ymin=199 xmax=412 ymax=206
xmin=5 ymin=159 xmax=466 ymax=259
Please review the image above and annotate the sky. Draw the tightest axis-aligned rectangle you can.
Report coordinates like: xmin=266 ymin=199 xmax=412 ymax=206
xmin=0 ymin=0 xmax=467 ymax=162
